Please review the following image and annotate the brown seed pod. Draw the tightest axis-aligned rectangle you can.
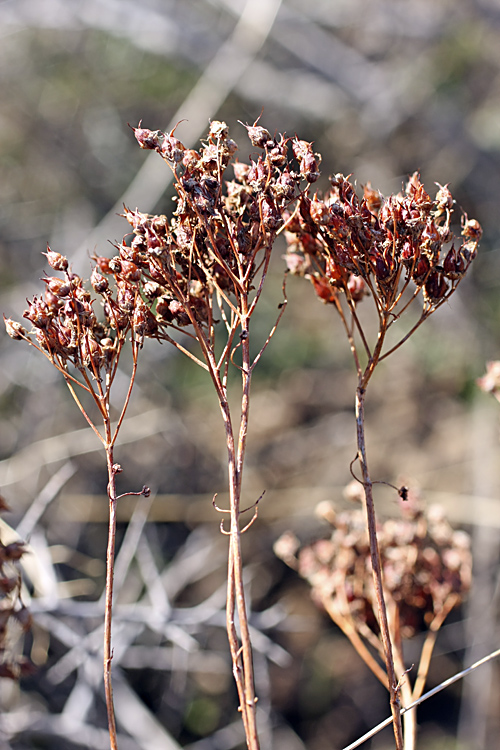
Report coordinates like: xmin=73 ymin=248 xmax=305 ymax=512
xmin=91 ymin=268 xmax=109 ymax=294
xmin=4 ymin=317 xmax=27 ymax=340
xmin=131 ymin=122 xmax=162 ymax=150
xmin=44 ymin=277 xmax=71 ymax=298
xmin=43 ymin=246 xmax=68 ymax=272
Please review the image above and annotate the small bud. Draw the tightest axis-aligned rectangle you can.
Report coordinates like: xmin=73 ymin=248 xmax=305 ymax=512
xmin=131 ymin=122 xmax=162 ymax=150
xmin=91 ymin=268 xmax=109 ymax=294
xmin=161 ymin=126 xmax=186 ymax=163
xmin=93 ymin=256 xmax=112 ymax=274
xmin=132 ymin=302 xmax=158 ymax=339
xmin=310 ymin=196 xmax=329 ymax=224
xmin=347 ymin=274 xmax=366 ymax=303
xmin=208 ymin=120 xmax=229 ymax=140
xmin=182 ymin=149 xmax=201 ymax=169
xmin=434 ymin=183 xmax=454 ymax=212
xmin=4 ymin=317 xmax=27 ymax=340
xmin=43 ymin=246 xmax=68 ymax=271
xmin=81 ymin=334 xmax=103 ymax=368
xmin=143 ymin=281 xmax=162 ymax=299
xmin=462 ymin=217 xmax=482 ymax=240
xmin=44 ymin=277 xmax=71 ymax=298
xmin=169 ymin=299 xmax=191 ymax=326
xmin=240 ymin=121 xmax=272 ymax=149
xmin=233 ymin=161 xmax=251 ymax=183
xmin=261 ymin=196 xmax=282 ymax=231
xmin=443 ymin=246 xmax=466 ymax=280
xmin=117 ymin=284 xmax=135 ymax=312
xmin=424 ymin=271 xmax=448 ymax=302
xmin=363 ymin=183 xmax=383 ymax=215
xmin=23 ymin=298 xmax=51 ymax=329
xmin=108 ymin=257 xmax=122 ymax=274
xmin=119 ymin=260 xmax=141 ymax=282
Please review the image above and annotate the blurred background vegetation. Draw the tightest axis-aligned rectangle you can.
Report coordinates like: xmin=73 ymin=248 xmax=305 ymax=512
xmin=1 ymin=1 xmax=500 ymax=748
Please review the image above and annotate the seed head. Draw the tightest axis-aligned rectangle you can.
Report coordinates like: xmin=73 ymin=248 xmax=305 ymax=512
xmin=131 ymin=122 xmax=162 ymax=150
xmin=4 ymin=317 xmax=27 ymax=340
xmin=239 ymin=118 xmax=272 ymax=149
xmin=43 ymin=246 xmax=68 ymax=271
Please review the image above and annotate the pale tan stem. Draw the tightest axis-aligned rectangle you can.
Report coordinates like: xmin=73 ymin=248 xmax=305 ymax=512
xmin=322 ymin=599 xmax=388 ymax=687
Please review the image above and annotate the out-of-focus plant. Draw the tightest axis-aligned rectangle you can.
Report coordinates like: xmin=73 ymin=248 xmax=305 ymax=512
xmin=477 ymin=360 xmax=500 ymax=403
xmin=275 ymin=490 xmax=472 ymax=749
xmin=0 ymin=497 xmax=32 ymax=682
xmin=282 ymin=172 xmax=481 ymax=747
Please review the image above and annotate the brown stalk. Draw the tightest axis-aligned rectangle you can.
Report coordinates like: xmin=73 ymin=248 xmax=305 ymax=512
xmin=103 ymin=443 xmax=119 ymax=750
xmin=6 ymin=257 xmax=147 ymax=750
xmin=355 ymin=383 xmax=404 ymax=750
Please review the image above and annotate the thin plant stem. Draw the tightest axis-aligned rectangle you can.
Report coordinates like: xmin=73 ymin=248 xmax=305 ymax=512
xmin=221 ymin=394 xmax=259 ymax=750
xmin=103 ymin=443 xmax=119 ymax=750
xmin=322 ymin=600 xmax=388 ymax=687
xmin=355 ymin=385 xmax=404 ymax=750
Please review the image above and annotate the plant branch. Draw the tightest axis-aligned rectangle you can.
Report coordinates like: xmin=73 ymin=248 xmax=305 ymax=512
xmin=355 ymin=385 xmax=403 ymax=750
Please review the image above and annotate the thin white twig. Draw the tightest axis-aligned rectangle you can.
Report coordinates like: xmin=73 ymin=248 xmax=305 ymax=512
xmin=342 ymin=648 xmax=500 ymax=750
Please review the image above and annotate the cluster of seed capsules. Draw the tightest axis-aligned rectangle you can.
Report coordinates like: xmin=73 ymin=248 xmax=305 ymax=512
xmin=275 ymin=497 xmax=471 ymax=640
xmin=284 ymin=171 xmax=482 ymax=313
xmin=4 ymin=246 xmax=147 ymax=377
xmin=5 ymin=120 xmax=319 ymax=372
xmin=113 ymin=119 xmax=317 ymax=334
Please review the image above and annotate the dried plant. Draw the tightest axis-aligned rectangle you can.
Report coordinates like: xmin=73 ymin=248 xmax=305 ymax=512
xmin=5 ymin=253 xmax=150 ymax=750
xmin=105 ymin=118 xmax=315 ymax=750
xmin=4 ymin=117 xmax=483 ymax=750
xmin=275 ymin=491 xmax=472 ymax=749
xmin=0 ymin=496 xmax=32 ymax=682
xmin=283 ymin=172 xmax=481 ymax=747
xmin=5 ymin=119 xmax=316 ymax=750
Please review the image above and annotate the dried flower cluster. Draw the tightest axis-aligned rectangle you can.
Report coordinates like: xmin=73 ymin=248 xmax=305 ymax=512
xmin=3 ymin=117 xmax=483 ymax=750
xmin=275 ymin=494 xmax=471 ymax=679
xmin=284 ymin=172 xmax=482 ymax=318
xmin=99 ymin=119 xmax=317 ymax=347
xmin=5 ymin=247 xmax=142 ymax=390
xmin=0 ymin=498 xmax=31 ymax=680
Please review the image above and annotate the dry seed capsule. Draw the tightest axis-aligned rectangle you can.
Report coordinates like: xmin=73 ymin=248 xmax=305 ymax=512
xmin=240 ymin=119 xmax=272 ymax=149
xmin=23 ymin=298 xmax=51 ymax=329
xmin=208 ymin=120 xmax=229 ymax=140
xmin=462 ymin=217 xmax=482 ymax=240
xmin=132 ymin=123 xmax=162 ymax=150
xmin=91 ymin=268 xmax=109 ymax=294
xmin=44 ymin=277 xmax=71 ymax=298
xmin=43 ymin=246 xmax=68 ymax=272
xmin=161 ymin=132 xmax=185 ymax=164
xmin=4 ymin=317 xmax=27 ymax=340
